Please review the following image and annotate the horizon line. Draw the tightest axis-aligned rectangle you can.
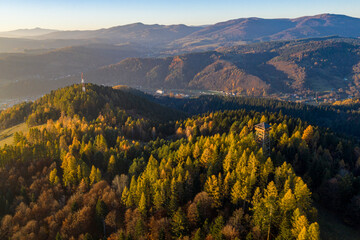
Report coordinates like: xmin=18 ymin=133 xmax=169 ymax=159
xmin=1 ymin=12 xmax=359 ymax=32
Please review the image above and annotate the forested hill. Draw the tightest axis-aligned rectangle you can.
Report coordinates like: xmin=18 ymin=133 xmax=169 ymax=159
xmin=0 ymin=84 xmax=184 ymax=130
xmin=2 ymin=37 xmax=360 ymax=101
xmin=79 ymin=37 xmax=360 ymax=97
xmin=155 ymin=95 xmax=360 ymax=138
xmin=0 ymin=84 xmax=359 ymax=239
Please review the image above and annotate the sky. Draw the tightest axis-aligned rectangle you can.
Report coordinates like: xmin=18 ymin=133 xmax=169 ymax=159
xmin=0 ymin=0 xmax=359 ymax=31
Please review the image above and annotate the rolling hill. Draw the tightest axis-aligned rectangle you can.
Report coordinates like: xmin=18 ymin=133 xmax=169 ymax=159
xmin=2 ymin=37 xmax=360 ymax=100
xmin=36 ymin=23 xmax=203 ymax=47
xmin=0 ymin=84 xmax=184 ymax=132
xmin=0 ymin=37 xmax=104 ymax=53
xmin=69 ymin=37 xmax=360 ymax=96
xmin=172 ymin=14 xmax=360 ymax=51
xmin=34 ymin=14 xmax=360 ymax=50
xmin=0 ymin=83 xmax=359 ymax=239
xmin=0 ymin=28 xmax=58 ymax=38
xmin=0 ymin=43 xmax=148 ymax=83
xmin=1 ymin=14 xmax=360 ymax=101
xmin=4 ymin=14 xmax=360 ymax=54
xmin=0 ymin=43 xmax=152 ymax=99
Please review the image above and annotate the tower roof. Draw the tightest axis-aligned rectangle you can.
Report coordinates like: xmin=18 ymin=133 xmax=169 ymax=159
xmin=255 ymin=122 xmax=271 ymax=130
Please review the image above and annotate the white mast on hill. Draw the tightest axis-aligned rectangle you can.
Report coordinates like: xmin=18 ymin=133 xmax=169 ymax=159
xmin=81 ymin=72 xmax=86 ymax=92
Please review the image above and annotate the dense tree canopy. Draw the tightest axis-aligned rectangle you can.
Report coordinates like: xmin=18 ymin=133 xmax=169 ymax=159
xmin=0 ymin=84 xmax=359 ymax=239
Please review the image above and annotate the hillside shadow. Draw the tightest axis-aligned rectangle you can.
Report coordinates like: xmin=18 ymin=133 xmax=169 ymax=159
xmin=223 ymin=52 xmax=295 ymax=93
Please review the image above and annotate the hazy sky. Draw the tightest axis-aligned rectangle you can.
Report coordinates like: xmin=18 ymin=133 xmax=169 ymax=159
xmin=0 ymin=0 xmax=359 ymax=31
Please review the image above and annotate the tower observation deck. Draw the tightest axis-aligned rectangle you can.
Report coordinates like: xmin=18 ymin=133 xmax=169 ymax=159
xmin=254 ymin=122 xmax=272 ymax=157
xmin=81 ymin=73 xmax=85 ymax=92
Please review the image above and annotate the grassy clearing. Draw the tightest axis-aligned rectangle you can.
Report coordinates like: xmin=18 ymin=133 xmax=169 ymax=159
xmin=317 ymin=205 xmax=360 ymax=240
xmin=0 ymin=123 xmax=48 ymax=147
xmin=0 ymin=123 xmax=29 ymax=146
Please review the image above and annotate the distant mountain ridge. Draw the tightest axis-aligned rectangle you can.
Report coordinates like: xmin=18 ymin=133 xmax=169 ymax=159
xmin=36 ymin=23 xmax=203 ymax=47
xmin=75 ymin=37 xmax=360 ymax=96
xmin=32 ymin=14 xmax=360 ymax=51
xmin=0 ymin=28 xmax=58 ymax=38
xmin=1 ymin=14 xmax=360 ymax=100
xmin=2 ymin=13 xmax=360 ymax=53
xmin=172 ymin=14 xmax=360 ymax=50
xmin=1 ymin=37 xmax=360 ymax=99
xmin=0 ymin=43 xmax=148 ymax=83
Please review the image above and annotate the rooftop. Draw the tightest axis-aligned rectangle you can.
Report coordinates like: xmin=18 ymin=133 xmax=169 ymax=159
xmin=255 ymin=122 xmax=272 ymax=130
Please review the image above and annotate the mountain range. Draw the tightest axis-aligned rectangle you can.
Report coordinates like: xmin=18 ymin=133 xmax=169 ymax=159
xmin=172 ymin=14 xmax=360 ymax=51
xmin=1 ymin=14 xmax=360 ymax=53
xmin=48 ymin=37 xmax=360 ymax=96
xmin=1 ymin=37 xmax=360 ymax=100
xmin=0 ymin=28 xmax=57 ymax=38
xmin=0 ymin=43 xmax=148 ymax=83
xmin=1 ymin=13 xmax=360 ymax=101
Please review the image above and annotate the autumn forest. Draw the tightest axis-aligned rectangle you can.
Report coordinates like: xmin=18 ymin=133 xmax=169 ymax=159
xmin=0 ymin=84 xmax=359 ymax=240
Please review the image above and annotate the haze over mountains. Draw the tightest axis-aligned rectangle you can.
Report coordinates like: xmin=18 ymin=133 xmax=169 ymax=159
xmin=173 ymin=13 xmax=360 ymax=50
xmin=2 ymin=14 xmax=360 ymax=53
xmin=61 ymin=37 xmax=360 ymax=95
xmin=0 ymin=28 xmax=58 ymax=38
xmin=1 ymin=13 xmax=360 ymax=102
xmin=37 ymin=23 xmax=203 ymax=48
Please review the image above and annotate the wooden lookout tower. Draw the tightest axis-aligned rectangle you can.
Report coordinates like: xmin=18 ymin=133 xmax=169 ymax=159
xmin=255 ymin=122 xmax=272 ymax=157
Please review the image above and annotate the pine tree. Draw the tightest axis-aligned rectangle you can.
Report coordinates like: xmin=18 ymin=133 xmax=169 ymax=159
xmin=240 ymin=126 xmax=249 ymax=138
xmin=302 ymin=125 xmax=314 ymax=143
xmin=292 ymin=211 xmax=309 ymax=239
xmin=96 ymin=168 xmax=102 ymax=182
xmin=280 ymin=189 xmax=296 ymax=214
xmin=193 ymin=143 xmax=201 ymax=159
xmin=49 ymin=168 xmax=59 ymax=185
xmin=193 ymin=228 xmax=202 ymax=240
xmin=96 ymin=198 xmax=108 ymax=236
xmin=260 ymin=115 xmax=267 ymax=123
xmin=169 ymin=177 xmax=179 ymax=214
xmin=223 ymin=172 xmax=233 ymax=198
xmin=121 ymin=186 xmax=131 ymax=206
xmin=231 ymin=180 xmax=242 ymax=205
xmin=153 ymin=187 xmax=165 ymax=210
xmin=200 ymin=148 xmax=212 ymax=167
xmin=263 ymin=181 xmax=279 ymax=240
xmin=138 ymin=192 xmax=147 ymax=217
xmin=294 ymin=177 xmax=312 ymax=214
xmin=172 ymin=208 xmax=187 ymax=238
xmin=297 ymin=227 xmax=307 ymax=240
xmin=307 ymin=222 xmax=320 ymax=240
xmin=135 ymin=218 xmax=146 ymax=239
xmin=210 ymin=216 xmax=225 ymax=240
xmin=108 ymin=155 xmax=116 ymax=174
xmin=76 ymin=165 xmax=82 ymax=182
xmin=95 ymin=134 xmax=108 ymax=152
xmin=204 ymin=175 xmax=222 ymax=208
xmin=89 ymin=165 xmax=97 ymax=185
xmin=177 ymin=144 xmax=190 ymax=163
xmin=223 ymin=147 xmax=237 ymax=173
xmin=260 ymin=158 xmax=274 ymax=187
xmin=278 ymin=218 xmax=293 ymax=240
xmin=61 ymin=153 xmax=78 ymax=187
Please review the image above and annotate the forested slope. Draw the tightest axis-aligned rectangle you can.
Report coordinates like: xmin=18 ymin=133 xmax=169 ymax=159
xmin=0 ymin=84 xmax=359 ymax=239
xmin=79 ymin=38 xmax=360 ymax=97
